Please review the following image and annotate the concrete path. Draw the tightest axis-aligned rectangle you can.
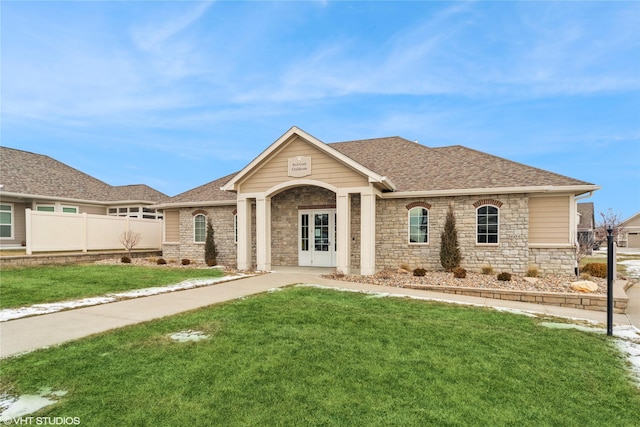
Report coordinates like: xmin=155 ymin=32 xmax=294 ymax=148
xmin=1 ymin=268 xmax=638 ymax=359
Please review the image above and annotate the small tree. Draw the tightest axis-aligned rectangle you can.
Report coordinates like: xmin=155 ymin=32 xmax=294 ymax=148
xmin=119 ymin=230 xmax=141 ymax=258
xmin=204 ymin=219 xmax=218 ymax=267
xmin=440 ymin=203 xmax=462 ymax=271
xmin=595 ymin=208 xmax=626 ymax=245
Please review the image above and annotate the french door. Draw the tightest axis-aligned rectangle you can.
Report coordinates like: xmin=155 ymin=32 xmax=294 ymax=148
xmin=298 ymin=209 xmax=336 ymax=267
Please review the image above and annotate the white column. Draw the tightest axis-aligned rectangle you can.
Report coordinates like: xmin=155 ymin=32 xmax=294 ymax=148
xmin=237 ymin=197 xmax=252 ymax=270
xmin=360 ymin=191 xmax=376 ymax=275
xmin=336 ymin=191 xmax=351 ymax=274
xmin=256 ymin=195 xmax=271 ymax=271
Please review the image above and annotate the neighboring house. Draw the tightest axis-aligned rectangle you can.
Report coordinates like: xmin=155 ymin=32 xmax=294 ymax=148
xmin=577 ymin=202 xmax=596 ymax=252
xmin=0 ymin=146 xmax=168 ymax=250
xmin=619 ymin=212 xmax=640 ymax=248
xmin=153 ymin=126 xmax=599 ymax=276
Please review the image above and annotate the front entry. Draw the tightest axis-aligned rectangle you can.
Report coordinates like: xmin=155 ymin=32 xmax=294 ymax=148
xmin=299 ymin=209 xmax=337 ymax=267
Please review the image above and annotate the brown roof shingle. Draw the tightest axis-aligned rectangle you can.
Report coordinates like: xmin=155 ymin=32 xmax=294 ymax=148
xmin=330 ymin=137 xmax=593 ymax=192
xmin=0 ymin=147 xmax=168 ymax=203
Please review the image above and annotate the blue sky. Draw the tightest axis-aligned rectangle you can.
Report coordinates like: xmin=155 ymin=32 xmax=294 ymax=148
xmin=2 ymin=1 xmax=639 ymax=220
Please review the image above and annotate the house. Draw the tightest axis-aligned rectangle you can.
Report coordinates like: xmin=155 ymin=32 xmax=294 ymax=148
xmin=0 ymin=146 xmax=168 ymax=250
xmin=619 ymin=212 xmax=640 ymax=248
xmin=577 ymin=202 xmax=596 ymax=252
xmin=152 ymin=126 xmax=600 ymax=275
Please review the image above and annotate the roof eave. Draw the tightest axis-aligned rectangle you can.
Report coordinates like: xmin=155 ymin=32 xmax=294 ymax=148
xmin=0 ymin=191 xmax=162 ymax=206
xmin=380 ymin=184 xmax=600 ymax=199
xmin=149 ymin=200 xmax=237 ymax=210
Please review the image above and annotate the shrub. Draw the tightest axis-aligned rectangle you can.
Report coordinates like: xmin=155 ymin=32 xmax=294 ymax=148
xmin=583 ymin=263 xmax=607 ymax=278
xmin=525 ymin=266 xmax=539 ymax=278
xmin=440 ymin=204 xmax=462 ymax=271
xmin=399 ymin=263 xmax=411 ymax=271
xmin=204 ymin=219 xmax=218 ymax=267
xmin=120 ymin=256 xmax=131 ymax=264
xmin=580 ymin=272 xmax=592 ymax=281
xmin=157 ymin=258 xmax=167 ymax=265
xmin=413 ymin=268 xmax=427 ymax=277
xmin=481 ymin=265 xmax=494 ymax=275
xmin=453 ymin=267 xmax=467 ymax=279
xmin=497 ymin=272 xmax=512 ymax=281
xmin=181 ymin=259 xmax=191 ymax=266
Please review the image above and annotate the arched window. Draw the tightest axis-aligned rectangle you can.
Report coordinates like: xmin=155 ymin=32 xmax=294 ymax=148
xmin=477 ymin=205 xmax=499 ymax=244
xmin=408 ymin=207 xmax=429 ymax=243
xmin=194 ymin=214 xmax=206 ymax=243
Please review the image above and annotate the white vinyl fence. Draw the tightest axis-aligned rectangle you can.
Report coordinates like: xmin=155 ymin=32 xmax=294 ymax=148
xmin=25 ymin=209 xmax=162 ymax=254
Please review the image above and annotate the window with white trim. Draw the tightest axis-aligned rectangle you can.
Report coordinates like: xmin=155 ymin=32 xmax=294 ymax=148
xmin=234 ymin=214 xmax=238 ymax=244
xmin=194 ymin=214 xmax=206 ymax=243
xmin=0 ymin=204 xmax=13 ymax=239
xmin=408 ymin=207 xmax=429 ymax=243
xmin=477 ymin=205 xmax=499 ymax=244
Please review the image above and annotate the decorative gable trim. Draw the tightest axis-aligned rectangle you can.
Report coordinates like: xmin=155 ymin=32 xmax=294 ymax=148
xmin=220 ymin=126 xmax=396 ymax=192
xmin=473 ymin=199 xmax=503 ymax=208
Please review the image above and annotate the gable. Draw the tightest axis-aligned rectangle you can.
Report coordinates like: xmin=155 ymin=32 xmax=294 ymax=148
xmin=237 ymin=135 xmax=369 ymax=193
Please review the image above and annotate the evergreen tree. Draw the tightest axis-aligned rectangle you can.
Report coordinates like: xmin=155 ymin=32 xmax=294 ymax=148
xmin=440 ymin=203 xmax=462 ymax=271
xmin=204 ymin=219 xmax=218 ymax=267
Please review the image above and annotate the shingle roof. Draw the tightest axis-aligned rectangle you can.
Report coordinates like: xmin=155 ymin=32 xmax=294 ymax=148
xmin=0 ymin=146 xmax=168 ymax=203
xmin=162 ymin=134 xmax=595 ymax=206
xmin=577 ymin=202 xmax=595 ymax=231
xmin=168 ymin=173 xmax=238 ymax=204
xmin=330 ymin=138 xmax=593 ymax=192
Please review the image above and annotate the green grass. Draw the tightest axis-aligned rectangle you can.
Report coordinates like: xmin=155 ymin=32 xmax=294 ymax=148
xmin=0 ymin=265 xmax=224 ymax=309
xmin=1 ymin=287 xmax=638 ymax=426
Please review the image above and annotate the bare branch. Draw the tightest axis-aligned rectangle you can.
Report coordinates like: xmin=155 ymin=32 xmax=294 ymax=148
xmin=119 ymin=230 xmax=142 ymax=257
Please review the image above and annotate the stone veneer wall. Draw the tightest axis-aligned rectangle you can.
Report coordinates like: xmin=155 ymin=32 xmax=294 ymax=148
xmin=376 ymin=194 xmax=532 ymax=274
xmin=529 ymin=247 xmax=576 ymax=275
xmin=271 ymin=186 xmax=336 ymax=266
xmin=162 ymin=205 xmax=241 ymax=267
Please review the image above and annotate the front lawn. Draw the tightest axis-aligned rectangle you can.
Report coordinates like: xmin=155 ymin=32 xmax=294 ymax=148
xmin=0 ymin=265 xmax=224 ymax=309
xmin=1 ymin=287 xmax=638 ymax=426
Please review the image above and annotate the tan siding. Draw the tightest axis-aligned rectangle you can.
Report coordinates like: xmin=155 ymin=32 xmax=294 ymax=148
xmin=164 ymin=209 xmax=180 ymax=243
xmin=624 ymin=214 xmax=640 ymax=228
xmin=240 ymin=136 xmax=368 ymax=193
xmin=529 ymin=196 xmax=570 ymax=244
xmin=79 ymin=205 xmax=106 ymax=215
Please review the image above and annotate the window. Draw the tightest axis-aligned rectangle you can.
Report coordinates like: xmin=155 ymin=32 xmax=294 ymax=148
xmin=477 ymin=205 xmax=499 ymax=244
xmin=234 ymin=214 xmax=238 ymax=244
xmin=0 ymin=204 xmax=13 ymax=239
xmin=408 ymin=207 xmax=428 ymax=243
xmin=194 ymin=214 xmax=206 ymax=243
xmin=37 ymin=205 xmax=77 ymax=213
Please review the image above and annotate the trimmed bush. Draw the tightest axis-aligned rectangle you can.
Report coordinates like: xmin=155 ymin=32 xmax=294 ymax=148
xmin=583 ymin=263 xmax=607 ymax=278
xmin=497 ymin=272 xmax=512 ymax=281
xmin=181 ymin=259 xmax=191 ymax=266
xmin=453 ymin=267 xmax=467 ymax=279
xmin=413 ymin=268 xmax=427 ymax=277
xmin=157 ymin=258 xmax=167 ymax=265
xmin=440 ymin=204 xmax=462 ymax=271
xmin=120 ymin=256 xmax=131 ymax=264
xmin=481 ymin=265 xmax=494 ymax=275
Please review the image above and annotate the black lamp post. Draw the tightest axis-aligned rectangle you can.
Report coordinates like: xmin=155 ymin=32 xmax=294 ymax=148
xmin=606 ymin=227 xmax=614 ymax=336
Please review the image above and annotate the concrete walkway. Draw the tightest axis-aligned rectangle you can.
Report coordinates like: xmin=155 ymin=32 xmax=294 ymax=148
xmin=1 ymin=268 xmax=638 ymax=359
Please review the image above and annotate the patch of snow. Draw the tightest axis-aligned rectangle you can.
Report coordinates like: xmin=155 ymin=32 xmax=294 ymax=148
xmin=620 ymin=260 xmax=640 ymax=278
xmin=169 ymin=330 xmax=209 ymax=342
xmin=0 ymin=274 xmax=253 ymax=322
xmin=0 ymin=388 xmax=67 ymax=422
